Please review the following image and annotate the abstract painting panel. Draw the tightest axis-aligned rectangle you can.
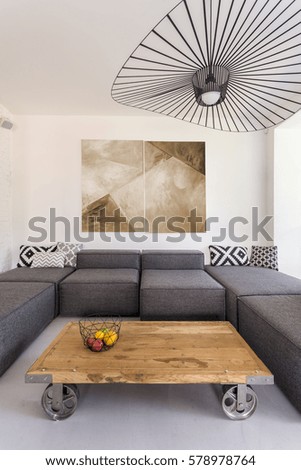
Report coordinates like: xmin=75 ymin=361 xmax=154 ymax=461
xmin=82 ymin=140 xmax=144 ymax=232
xmin=144 ymin=141 xmax=205 ymax=233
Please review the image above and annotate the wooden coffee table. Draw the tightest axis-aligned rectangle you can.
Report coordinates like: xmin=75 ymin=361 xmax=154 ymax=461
xmin=25 ymin=321 xmax=273 ymax=420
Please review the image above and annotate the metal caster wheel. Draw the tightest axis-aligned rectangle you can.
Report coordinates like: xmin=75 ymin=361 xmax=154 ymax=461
xmin=222 ymin=384 xmax=258 ymax=420
xmin=41 ymin=384 xmax=79 ymax=420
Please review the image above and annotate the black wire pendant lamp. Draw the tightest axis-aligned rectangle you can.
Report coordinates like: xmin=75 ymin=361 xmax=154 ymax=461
xmin=112 ymin=0 xmax=301 ymax=132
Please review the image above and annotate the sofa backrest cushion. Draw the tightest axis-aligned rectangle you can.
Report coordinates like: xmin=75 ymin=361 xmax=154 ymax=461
xmin=77 ymin=250 xmax=140 ymax=269
xmin=142 ymin=250 xmax=204 ymax=270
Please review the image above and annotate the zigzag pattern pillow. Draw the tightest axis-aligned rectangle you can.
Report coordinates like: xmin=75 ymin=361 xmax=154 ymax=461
xmin=209 ymin=245 xmax=249 ymax=266
xmin=250 ymin=246 xmax=278 ymax=270
xmin=17 ymin=245 xmax=57 ymax=267
xmin=31 ymin=252 xmax=66 ymax=268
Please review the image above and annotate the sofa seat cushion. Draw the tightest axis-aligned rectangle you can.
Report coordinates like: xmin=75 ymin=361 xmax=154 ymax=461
xmin=205 ymin=266 xmax=301 ymax=296
xmin=238 ymin=295 xmax=301 ymax=412
xmin=142 ymin=269 xmax=221 ymax=290
xmin=0 ymin=282 xmax=54 ymax=318
xmin=205 ymin=266 xmax=301 ymax=328
xmin=60 ymin=268 xmax=139 ymax=284
xmin=60 ymin=269 xmax=140 ymax=317
xmin=0 ymin=267 xmax=75 ymax=284
xmin=0 ymin=282 xmax=55 ymax=376
xmin=140 ymin=270 xmax=225 ymax=321
xmin=239 ymin=295 xmax=301 ymax=348
xmin=0 ymin=267 xmax=76 ymax=316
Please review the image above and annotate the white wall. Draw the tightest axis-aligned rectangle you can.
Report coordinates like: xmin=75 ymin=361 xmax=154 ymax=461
xmin=0 ymin=104 xmax=13 ymax=272
xmin=274 ymin=121 xmax=301 ymax=278
xmin=12 ymin=115 xmax=269 ymax=265
xmin=265 ymin=128 xmax=275 ymax=239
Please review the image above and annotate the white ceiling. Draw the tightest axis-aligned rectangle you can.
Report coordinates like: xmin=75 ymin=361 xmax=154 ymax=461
xmin=0 ymin=0 xmax=178 ymax=115
xmin=1 ymin=0 xmax=301 ymax=126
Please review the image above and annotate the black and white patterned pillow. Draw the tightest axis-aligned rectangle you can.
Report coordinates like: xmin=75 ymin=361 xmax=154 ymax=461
xmin=250 ymin=246 xmax=278 ymax=270
xmin=17 ymin=245 xmax=57 ymax=267
xmin=31 ymin=252 xmax=66 ymax=268
xmin=57 ymin=242 xmax=83 ymax=267
xmin=209 ymin=245 xmax=249 ymax=266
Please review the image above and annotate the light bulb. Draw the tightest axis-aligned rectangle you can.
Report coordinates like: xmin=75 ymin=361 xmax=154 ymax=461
xmin=201 ymin=91 xmax=221 ymax=106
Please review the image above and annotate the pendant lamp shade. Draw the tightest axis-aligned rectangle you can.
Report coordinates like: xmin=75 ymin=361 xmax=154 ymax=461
xmin=112 ymin=0 xmax=301 ymax=132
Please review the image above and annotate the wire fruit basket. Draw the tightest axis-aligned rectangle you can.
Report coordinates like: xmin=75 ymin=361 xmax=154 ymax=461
xmin=79 ymin=317 xmax=121 ymax=352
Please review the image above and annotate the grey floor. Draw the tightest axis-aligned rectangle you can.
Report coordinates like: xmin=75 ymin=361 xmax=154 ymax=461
xmin=0 ymin=316 xmax=300 ymax=450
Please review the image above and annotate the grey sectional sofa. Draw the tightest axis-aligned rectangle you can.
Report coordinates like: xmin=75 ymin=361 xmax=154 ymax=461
xmin=206 ymin=265 xmax=301 ymax=413
xmin=1 ymin=248 xmax=301 ymax=416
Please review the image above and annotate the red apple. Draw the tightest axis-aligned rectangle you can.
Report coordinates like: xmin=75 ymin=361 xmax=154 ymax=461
xmin=86 ymin=337 xmax=95 ymax=348
xmin=91 ymin=339 xmax=103 ymax=352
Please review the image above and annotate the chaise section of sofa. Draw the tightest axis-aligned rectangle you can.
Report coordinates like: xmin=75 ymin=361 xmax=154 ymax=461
xmin=205 ymin=265 xmax=301 ymax=328
xmin=140 ymin=250 xmax=225 ymax=320
xmin=0 ymin=267 xmax=75 ymax=316
xmin=59 ymin=250 xmax=140 ymax=316
xmin=0 ymin=282 xmax=55 ymax=376
xmin=238 ymin=295 xmax=301 ymax=413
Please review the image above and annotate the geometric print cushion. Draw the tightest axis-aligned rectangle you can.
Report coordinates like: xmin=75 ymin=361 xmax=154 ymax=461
xmin=56 ymin=242 xmax=83 ymax=267
xmin=250 ymin=245 xmax=278 ymax=271
xmin=31 ymin=252 xmax=66 ymax=268
xmin=209 ymin=245 xmax=249 ymax=266
xmin=17 ymin=245 xmax=57 ymax=267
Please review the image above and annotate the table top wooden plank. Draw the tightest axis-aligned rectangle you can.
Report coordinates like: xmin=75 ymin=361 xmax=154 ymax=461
xmin=26 ymin=321 xmax=273 ymax=384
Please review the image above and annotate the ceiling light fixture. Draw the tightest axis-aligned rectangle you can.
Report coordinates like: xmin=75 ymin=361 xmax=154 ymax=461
xmin=192 ymin=66 xmax=229 ymax=106
xmin=112 ymin=0 xmax=301 ymax=132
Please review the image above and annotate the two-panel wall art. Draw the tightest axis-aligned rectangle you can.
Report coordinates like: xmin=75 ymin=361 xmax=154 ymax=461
xmin=82 ymin=140 xmax=206 ymax=233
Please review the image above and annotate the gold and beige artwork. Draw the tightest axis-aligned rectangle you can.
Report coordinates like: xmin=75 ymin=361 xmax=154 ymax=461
xmin=82 ymin=140 xmax=206 ymax=233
